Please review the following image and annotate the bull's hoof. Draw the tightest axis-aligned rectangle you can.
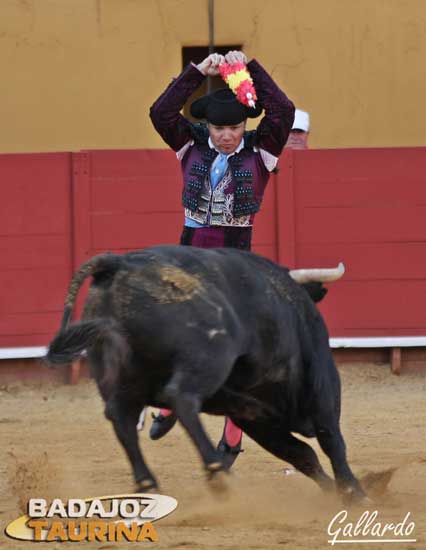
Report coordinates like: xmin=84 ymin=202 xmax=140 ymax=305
xmin=135 ymin=477 xmax=158 ymax=493
xmin=341 ymin=486 xmax=369 ymax=506
xmin=206 ymin=461 xmax=223 ymax=474
xmin=206 ymin=469 xmax=230 ymax=497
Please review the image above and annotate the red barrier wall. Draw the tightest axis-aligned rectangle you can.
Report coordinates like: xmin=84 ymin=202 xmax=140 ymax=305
xmin=0 ymin=153 xmax=73 ymax=347
xmin=285 ymin=148 xmax=426 ymax=336
xmin=1 ymin=147 xmax=426 ymax=348
xmin=73 ymin=149 xmax=279 ymax=262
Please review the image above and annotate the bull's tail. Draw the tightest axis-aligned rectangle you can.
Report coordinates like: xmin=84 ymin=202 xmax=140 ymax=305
xmin=46 ymin=318 xmax=129 ymax=394
xmin=60 ymin=253 xmax=123 ymax=331
xmin=47 ymin=319 xmax=106 ymax=364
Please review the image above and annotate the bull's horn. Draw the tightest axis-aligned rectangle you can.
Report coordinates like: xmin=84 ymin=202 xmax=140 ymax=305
xmin=289 ymin=262 xmax=345 ymax=284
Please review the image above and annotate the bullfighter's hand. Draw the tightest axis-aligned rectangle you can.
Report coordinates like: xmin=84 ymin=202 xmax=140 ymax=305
xmin=224 ymin=50 xmax=248 ymax=65
xmin=196 ymin=53 xmax=225 ymax=76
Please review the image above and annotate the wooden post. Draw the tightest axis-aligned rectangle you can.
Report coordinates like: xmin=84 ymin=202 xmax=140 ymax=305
xmin=391 ymin=347 xmax=402 ymax=375
xmin=275 ymin=149 xmax=296 ymax=267
xmin=69 ymin=152 xmax=92 ymax=384
xmin=70 ymin=359 xmax=82 ymax=385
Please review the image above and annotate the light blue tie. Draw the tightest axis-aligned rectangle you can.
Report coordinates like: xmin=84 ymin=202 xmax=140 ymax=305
xmin=210 ymin=153 xmax=229 ymax=190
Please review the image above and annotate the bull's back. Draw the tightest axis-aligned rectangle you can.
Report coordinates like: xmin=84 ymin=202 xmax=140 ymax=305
xmin=119 ymin=246 xmax=302 ymax=318
xmin=82 ymin=246 xmax=320 ymax=358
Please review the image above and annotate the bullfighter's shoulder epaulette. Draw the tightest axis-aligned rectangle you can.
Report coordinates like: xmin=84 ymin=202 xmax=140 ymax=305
xmin=243 ymin=130 xmax=257 ymax=150
xmin=189 ymin=122 xmax=209 ymax=144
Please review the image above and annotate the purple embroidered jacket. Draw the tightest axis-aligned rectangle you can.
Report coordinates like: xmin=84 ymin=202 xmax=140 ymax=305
xmin=150 ymin=60 xmax=295 ymax=225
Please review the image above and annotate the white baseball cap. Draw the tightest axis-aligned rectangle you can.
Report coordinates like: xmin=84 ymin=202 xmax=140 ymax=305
xmin=292 ymin=109 xmax=310 ymax=132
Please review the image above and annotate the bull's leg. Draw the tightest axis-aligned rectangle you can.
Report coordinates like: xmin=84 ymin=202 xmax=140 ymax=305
xmin=311 ymin=342 xmax=366 ymax=502
xmin=105 ymin=398 xmax=158 ymax=491
xmin=313 ymin=415 xmax=366 ymax=502
xmin=87 ymin=338 xmax=157 ymax=490
xmin=169 ymin=391 xmax=223 ymax=473
xmin=162 ymin=359 xmax=234 ymax=474
xmin=234 ymin=418 xmax=334 ymax=492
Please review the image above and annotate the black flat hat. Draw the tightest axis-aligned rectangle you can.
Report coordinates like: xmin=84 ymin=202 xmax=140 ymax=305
xmin=190 ymin=88 xmax=262 ymax=125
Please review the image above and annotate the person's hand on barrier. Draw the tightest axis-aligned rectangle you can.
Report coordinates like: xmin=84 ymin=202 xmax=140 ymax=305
xmin=224 ymin=50 xmax=248 ymax=65
xmin=196 ymin=53 xmax=225 ymax=76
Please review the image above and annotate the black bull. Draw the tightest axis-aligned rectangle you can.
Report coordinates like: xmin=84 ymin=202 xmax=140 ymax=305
xmin=46 ymin=245 xmax=366 ymax=502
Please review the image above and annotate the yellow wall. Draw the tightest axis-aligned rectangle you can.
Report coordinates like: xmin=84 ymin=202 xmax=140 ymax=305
xmin=0 ymin=0 xmax=424 ymax=152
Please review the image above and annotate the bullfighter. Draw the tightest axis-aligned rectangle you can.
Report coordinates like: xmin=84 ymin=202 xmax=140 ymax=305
xmin=149 ymin=49 xmax=295 ymax=468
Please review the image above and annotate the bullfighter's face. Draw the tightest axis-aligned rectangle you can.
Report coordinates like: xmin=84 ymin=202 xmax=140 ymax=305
xmin=207 ymin=121 xmax=246 ymax=154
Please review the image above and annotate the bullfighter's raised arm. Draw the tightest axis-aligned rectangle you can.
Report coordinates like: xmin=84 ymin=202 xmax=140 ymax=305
xmin=247 ymin=58 xmax=295 ymax=156
xmin=150 ymin=53 xmax=225 ymax=151
xmin=149 ymin=63 xmax=205 ymax=152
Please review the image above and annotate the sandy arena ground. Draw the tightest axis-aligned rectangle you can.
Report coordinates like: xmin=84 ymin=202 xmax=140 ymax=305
xmin=0 ymin=363 xmax=425 ymax=550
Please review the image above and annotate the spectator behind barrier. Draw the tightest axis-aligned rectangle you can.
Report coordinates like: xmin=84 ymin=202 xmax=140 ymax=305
xmin=285 ymin=108 xmax=310 ymax=149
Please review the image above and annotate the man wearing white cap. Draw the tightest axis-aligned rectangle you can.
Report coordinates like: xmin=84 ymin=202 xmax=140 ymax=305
xmin=285 ymin=108 xmax=310 ymax=150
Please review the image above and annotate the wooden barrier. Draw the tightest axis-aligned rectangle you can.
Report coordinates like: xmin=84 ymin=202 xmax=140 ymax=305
xmin=1 ymin=147 xmax=426 ymax=379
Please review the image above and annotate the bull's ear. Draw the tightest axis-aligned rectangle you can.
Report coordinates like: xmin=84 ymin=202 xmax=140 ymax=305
xmin=301 ymin=282 xmax=328 ymax=303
